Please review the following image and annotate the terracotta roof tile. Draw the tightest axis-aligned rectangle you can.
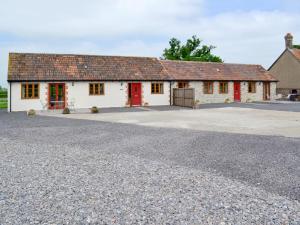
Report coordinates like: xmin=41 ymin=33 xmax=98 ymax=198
xmin=160 ymin=60 xmax=277 ymax=81
xmin=8 ymin=53 xmax=170 ymax=81
xmin=7 ymin=53 xmax=277 ymax=82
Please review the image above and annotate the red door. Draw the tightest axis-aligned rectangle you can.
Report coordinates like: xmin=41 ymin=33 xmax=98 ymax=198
xmin=234 ymin=82 xmax=241 ymax=102
xmin=131 ymin=83 xmax=142 ymax=106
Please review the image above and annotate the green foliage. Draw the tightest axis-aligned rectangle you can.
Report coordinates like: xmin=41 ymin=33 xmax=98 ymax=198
xmin=0 ymin=91 xmax=8 ymax=99
xmin=0 ymin=100 xmax=7 ymax=109
xmin=0 ymin=88 xmax=7 ymax=109
xmin=163 ymin=35 xmax=223 ymax=62
xmin=293 ymin=45 xmax=300 ymax=49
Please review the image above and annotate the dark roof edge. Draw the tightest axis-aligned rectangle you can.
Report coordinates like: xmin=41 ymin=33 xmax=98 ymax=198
xmin=7 ymin=79 xmax=278 ymax=82
xmin=268 ymin=48 xmax=300 ymax=70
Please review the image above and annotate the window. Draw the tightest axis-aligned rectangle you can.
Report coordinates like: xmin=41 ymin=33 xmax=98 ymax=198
xmin=203 ymin=82 xmax=213 ymax=94
xmin=248 ymin=82 xmax=256 ymax=93
xmin=89 ymin=83 xmax=104 ymax=95
xmin=21 ymin=83 xmax=39 ymax=99
xmin=178 ymin=81 xmax=189 ymax=88
xmin=219 ymin=82 xmax=228 ymax=94
xmin=151 ymin=83 xmax=164 ymax=94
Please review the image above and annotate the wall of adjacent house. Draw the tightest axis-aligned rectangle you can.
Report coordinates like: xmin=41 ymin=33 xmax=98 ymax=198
xmin=192 ymin=81 xmax=234 ymax=103
xmin=171 ymin=81 xmax=276 ymax=104
xmin=269 ymin=50 xmax=300 ymax=95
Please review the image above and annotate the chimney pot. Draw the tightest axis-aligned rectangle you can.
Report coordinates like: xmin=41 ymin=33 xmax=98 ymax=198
xmin=285 ymin=33 xmax=293 ymax=49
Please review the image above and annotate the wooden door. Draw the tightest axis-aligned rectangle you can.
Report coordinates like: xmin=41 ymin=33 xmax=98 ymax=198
xmin=263 ymin=82 xmax=270 ymax=100
xmin=49 ymin=83 xmax=65 ymax=109
xmin=234 ymin=82 xmax=241 ymax=102
xmin=130 ymin=83 xmax=141 ymax=106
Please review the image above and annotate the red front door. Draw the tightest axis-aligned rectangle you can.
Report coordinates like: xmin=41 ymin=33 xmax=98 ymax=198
xmin=130 ymin=83 xmax=142 ymax=106
xmin=234 ymin=82 xmax=241 ymax=102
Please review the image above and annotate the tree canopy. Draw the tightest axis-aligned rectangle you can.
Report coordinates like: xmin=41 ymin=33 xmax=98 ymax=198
xmin=293 ymin=45 xmax=300 ymax=49
xmin=162 ymin=35 xmax=223 ymax=62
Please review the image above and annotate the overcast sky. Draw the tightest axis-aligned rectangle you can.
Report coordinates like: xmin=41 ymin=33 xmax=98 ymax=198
xmin=1 ymin=0 xmax=300 ymax=87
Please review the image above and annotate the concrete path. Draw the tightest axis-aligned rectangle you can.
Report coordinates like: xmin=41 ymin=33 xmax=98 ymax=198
xmin=45 ymin=107 xmax=300 ymax=138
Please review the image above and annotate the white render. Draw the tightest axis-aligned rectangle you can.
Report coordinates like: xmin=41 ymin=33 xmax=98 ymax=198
xmin=9 ymin=81 xmax=171 ymax=112
xmin=8 ymin=80 xmax=276 ymax=112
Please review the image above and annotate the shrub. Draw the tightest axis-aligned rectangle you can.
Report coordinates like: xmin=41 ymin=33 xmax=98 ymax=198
xmin=27 ymin=109 xmax=36 ymax=116
xmin=62 ymin=107 xmax=70 ymax=114
xmin=90 ymin=106 xmax=99 ymax=113
xmin=224 ymin=98 xmax=231 ymax=103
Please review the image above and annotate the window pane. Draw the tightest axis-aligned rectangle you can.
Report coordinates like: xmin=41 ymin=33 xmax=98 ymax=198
xmin=100 ymin=83 xmax=104 ymax=95
xmin=21 ymin=84 xmax=26 ymax=98
xmin=89 ymin=84 xmax=94 ymax=95
xmin=209 ymin=83 xmax=213 ymax=93
xmin=28 ymin=84 xmax=33 ymax=98
xmin=34 ymin=84 xmax=39 ymax=98
xmin=94 ymin=84 xmax=99 ymax=95
xmin=151 ymin=84 xmax=155 ymax=93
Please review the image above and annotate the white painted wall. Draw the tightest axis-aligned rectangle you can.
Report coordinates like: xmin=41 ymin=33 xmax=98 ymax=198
xmin=10 ymin=82 xmax=47 ymax=112
xmin=10 ymin=81 xmax=171 ymax=111
xmin=67 ymin=82 xmax=127 ymax=109
xmin=142 ymin=82 xmax=170 ymax=106
xmin=9 ymin=80 xmax=276 ymax=112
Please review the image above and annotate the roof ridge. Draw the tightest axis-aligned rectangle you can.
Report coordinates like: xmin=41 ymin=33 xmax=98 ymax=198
xmin=9 ymin=52 xmax=158 ymax=60
xmin=159 ymin=59 xmax=262 ymax=67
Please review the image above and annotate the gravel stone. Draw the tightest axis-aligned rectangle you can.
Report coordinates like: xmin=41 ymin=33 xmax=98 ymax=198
xmin=0 ymin=110 xmax=299 ymax=224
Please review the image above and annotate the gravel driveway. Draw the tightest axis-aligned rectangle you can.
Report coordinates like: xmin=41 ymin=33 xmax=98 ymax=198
xmin=0 ymin=111 xmax=299 ymax=224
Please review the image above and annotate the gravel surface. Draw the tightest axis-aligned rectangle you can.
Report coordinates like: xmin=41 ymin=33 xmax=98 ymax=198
xmin=0 ymin=111 xmax=299 ymax=224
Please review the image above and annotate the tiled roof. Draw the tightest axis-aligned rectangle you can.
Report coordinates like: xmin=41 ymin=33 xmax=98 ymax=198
xmin=160 ymin=60 xmax=277 ymax=81
xmin=8 ymin=53 xmax=171 ymax=81
xmin=290 ymin=48 xmax=300 ymax=61
xmin=8 ymin=53 xmax=277 ymax=82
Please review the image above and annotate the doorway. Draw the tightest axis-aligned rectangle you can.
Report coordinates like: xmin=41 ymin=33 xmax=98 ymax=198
xmin=48 ymin=83 xmax=65 ymax=109
xmin=128 ymin=83 xmax=141 ymax=106
xmin=263 ymin=82 xmax=270 ymax=100
xmin=234 ymin=82 xmax=241 ymax=102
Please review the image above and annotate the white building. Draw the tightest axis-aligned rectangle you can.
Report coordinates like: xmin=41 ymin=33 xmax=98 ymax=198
xmin=7 ymin=53 xmax=277 ymax=112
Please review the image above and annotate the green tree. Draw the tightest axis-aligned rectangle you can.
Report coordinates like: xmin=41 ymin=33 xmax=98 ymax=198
xmin=162 ymin=35 xmax=223 ymax=62
xmin=293 ymin=45 xmax=300 ymax=49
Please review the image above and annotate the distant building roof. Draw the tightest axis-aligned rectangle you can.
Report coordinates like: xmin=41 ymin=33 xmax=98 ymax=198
xmin=8 ymin=53 xmax=277 ymax=82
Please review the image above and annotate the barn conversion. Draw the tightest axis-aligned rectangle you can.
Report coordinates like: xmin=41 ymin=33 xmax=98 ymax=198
xmin=7 ymin=53 xmax=277 ymax=112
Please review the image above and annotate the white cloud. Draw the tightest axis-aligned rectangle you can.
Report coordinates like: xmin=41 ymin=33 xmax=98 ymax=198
xmin=1 ymin=0 xmax=300 ymax=87
xmin=0 ymin=0 xmax=203 ymax=38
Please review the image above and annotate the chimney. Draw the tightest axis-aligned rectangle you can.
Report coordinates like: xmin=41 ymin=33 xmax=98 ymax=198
xmin=285 ymin=33 xmax=293 ymax=49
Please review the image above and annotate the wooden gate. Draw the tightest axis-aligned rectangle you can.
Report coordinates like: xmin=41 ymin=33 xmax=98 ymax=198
xmin=173 ymin=88 xmax=195 ymax=108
